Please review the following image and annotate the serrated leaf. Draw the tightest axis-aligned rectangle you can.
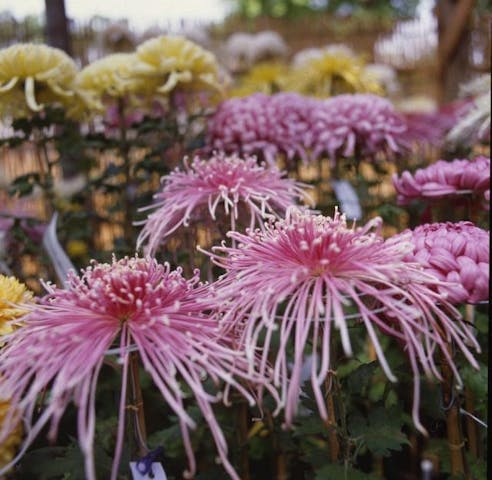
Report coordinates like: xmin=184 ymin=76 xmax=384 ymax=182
xmin=346 ymin=361 xmax=378 ymax=395
xmin=348 ymin=407 xmax=410 ymax=457
xmin=315 ymin=463 xmax=379 ymax=480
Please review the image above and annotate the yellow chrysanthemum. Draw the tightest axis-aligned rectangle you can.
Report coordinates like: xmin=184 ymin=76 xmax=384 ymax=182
xmin=132 ymin=35 xmax=223 ymax=94
xmin=285 ymin=53 xmax=383 ymax=97
xmin=74 ymin=53 xmax=150 ymax=112
xmin=0 ymin=43 xmax=77 ymax=116
xmin=0 ymin=275 xmax=32 ymax=336
xmin=229 ymin=62 xmax=288 ymax=97
xmin=0 ymin=399 xmax=22 ymax=471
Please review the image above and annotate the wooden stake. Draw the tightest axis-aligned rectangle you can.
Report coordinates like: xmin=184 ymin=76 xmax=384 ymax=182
xmin=441 ymin=345 xmax=469 ymax=478
xmin=325 ymin=375 xmax=340 ymax=463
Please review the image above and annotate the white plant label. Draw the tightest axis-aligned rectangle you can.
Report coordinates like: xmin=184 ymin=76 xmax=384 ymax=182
xmin=130 ymin=462 xmax=167 ymax=480
xmin=331 ymin=179 xmax=362 ymax=220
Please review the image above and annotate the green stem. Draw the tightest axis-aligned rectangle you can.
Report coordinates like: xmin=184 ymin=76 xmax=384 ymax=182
xmin=129 ymin=352 xmax=148 ymax=457
xmin=441 ymin=344 xmax=469 ymax=478
xmin=236 ymin=400 xmax=251 ymax=480
xmin=324 ymin=374 xmax=340 ymax=463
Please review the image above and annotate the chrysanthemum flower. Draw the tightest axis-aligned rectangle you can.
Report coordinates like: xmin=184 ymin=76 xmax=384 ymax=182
xmin=447 ymin=74 xmax=491 ymax=147
xmin=132 ymin=35 xmax=222 ymax=94
xmin=309 ymin=94 xmax=410 ymax=163
xmin=363 ymin=63 xmax=399 ymax=95
xmin=230 ymin=62 xmax=289 ymax=97
xmin=0 ymin=43 xmax=77 ymax=116
xmin=0 ymin=276 xmax=31 ymax=472
xmin=74 ymin=53 xmax=150 ymax=112
xmin=0 ymin=257 xmax=259 ymax=480
xmin=400 ymin=101 xmax=466 ymax=147
xmin=392 ymin=156 xmax=490 ymax=206
xmin=0 ymin=275 xmax=33 ymax=336
xmin=206 ymin=93 xmax=315 ymax=165
xmin=397 ymin=222 xmax=489 ymax=304
xmin=207 ymin=209 xmax=480 ymax=432
xmin=0 ymin=400 xmax=22 ymax=472
xmin=285 ymin=53 xmax=382 ymax=97
xmin=224 ymin=31 xmax=287 ymax=72
xmin=137 ymin=153 xmax=310 ymax=255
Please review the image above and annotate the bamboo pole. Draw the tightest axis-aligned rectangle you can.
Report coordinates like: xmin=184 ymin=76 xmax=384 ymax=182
xmin=441 ymin=345 xmax=469 ymax=478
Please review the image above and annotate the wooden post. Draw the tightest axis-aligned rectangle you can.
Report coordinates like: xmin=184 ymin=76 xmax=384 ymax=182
xmin=44 ymin=0 xmax=72 ymax=55
xmin=436 ymin=0 xmax=475 ymax=103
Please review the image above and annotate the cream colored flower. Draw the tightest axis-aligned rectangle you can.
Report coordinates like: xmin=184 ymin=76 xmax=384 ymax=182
xmin=0 ymin=43 xmax=77 ymax=116
xmin=230 ymin=62 xmax=288 ymax=97
xmin=0 ymin=275 xmax=32 ymax=336
xmin=286 ymin=53 xmax=383 ymax=97
xmin=74 ymin=52 xmax=149 ymax=111
xmin=132 ymin=35 xmax=223 ymax=94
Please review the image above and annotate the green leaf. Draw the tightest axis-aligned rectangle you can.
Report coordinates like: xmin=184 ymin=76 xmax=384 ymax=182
xmin=315 ymin=463 xmax=379 ymax=480
xmin=345 ymin=361 xmax=378 ymax=396
xmin=8 ymin=172 xmax=40 ymax=197
xmin=17 ymin=440 xmax=112 ymax=479
xmin=348 ymin=407 xmax=410 ymax=457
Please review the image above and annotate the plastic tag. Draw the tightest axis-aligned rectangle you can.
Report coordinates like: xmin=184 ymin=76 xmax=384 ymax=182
xmin=331 ymin=180 xmax=362 ymax=220
xmin=130 ymin=462 xmax=167 ymax=480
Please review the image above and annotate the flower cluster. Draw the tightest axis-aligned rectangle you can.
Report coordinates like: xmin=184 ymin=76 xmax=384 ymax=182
xmin=0 ymin=43 xmax=77 ymax=117
xmin=0 ymin=400 xmax=22 ymax=472
xmin=447 ymin=74 xmax=491 ymax=147
xmin=285 ymin=53 xmax=382 ymax=97
xmin=398 ymin=222 xmax=489 ymax=304
xmin=230 ymin=62 xmax=289 ymax=97
xmin=224 ymin=31 xmax=288 ymax=72
xmin=137 ymin=152 xmax=310 ymax=255
xmin=132 ymin=35 xmax=222 ymax=95
xmin=74 ymin=53 xmax=151 ymax=112
xmin=207 ymin=209 xmax=479 ymax=433
xmin=0 ymin=276 xmax=31 ymax=471
xmin=392 ymin=156 xmax=490 ymax=206
xmin=308 ymin=94 xmax=409 ymax=163
xmin=207 ymin=92 xmax=412 ymax=166
xmin=0 ymin=275 xmax=32 ymax=336
xmin=0 ymin=257 xmax=258 ymax=480
xmin=206 ymin=93 xmax=315 ymax=165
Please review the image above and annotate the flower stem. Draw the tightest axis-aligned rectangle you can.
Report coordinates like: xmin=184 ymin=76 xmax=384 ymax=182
xmin=441 ymin=344 xmax=469 ymax=478
xmin=236 ymin=400 xmax=250 ymax=480
xmin=265 ymin=408 xmax=288 ymax=480
xmin=463 ymin=304 xmax=479 ymax=459
xmin=129 ymin=352 xmax=148 ymax=457
xmin=324 ymin=374 xmax=340 ymax=463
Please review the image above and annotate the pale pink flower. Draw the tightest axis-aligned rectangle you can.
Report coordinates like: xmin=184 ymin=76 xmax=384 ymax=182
xmin=309 ymin=93 xmax=410 ymax=163
xmin=401 ymin=101 xmax=466 ymax=146
xmin=205 ymin=93 xmax=314 ymax=165
xmin=0 ymin=256 xmax=258 ymax=480
xmin=206 ymin=209 xmax=480 ymax=433
xmin=398 ymin=222 xmax=489 ymax=304
xmin=137 ymin=152 xmax=310 ymax=255
xmin=392 ymin=156 xmax=490 ymax=206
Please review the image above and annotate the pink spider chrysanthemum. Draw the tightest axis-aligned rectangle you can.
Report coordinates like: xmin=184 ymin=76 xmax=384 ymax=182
xmin=309 ymin=93 xmax=410 ymax=163
xmin=205 ymin=209 xmax=480 ymax=433
xmin=397 ymin=222 xmax=489 ymax=304
xmin=136 ymin=152 xmax=311 ymax=255
xmin=0 ymin=256 xmax=260 ymax=480
xmin=392 ymin=156 xmax=490 ymax=207
xmin=205 ymin=93 xmax=314 ymax=165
